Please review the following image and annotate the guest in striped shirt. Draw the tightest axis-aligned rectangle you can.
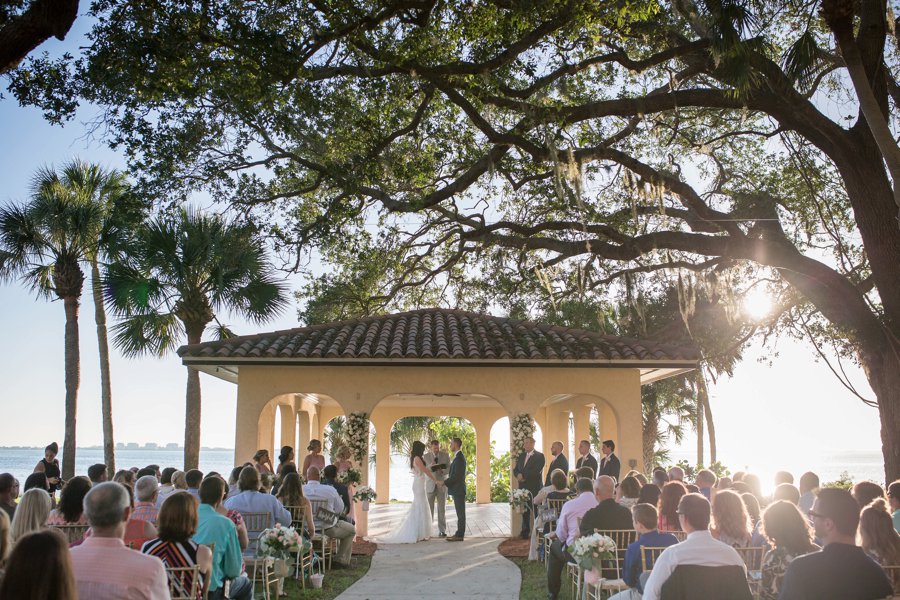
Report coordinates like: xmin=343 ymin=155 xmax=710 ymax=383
xmin=133 ymin=476 xmax=160 ymax=525
xmin=142 ymin=492 xmax=212 ymax=600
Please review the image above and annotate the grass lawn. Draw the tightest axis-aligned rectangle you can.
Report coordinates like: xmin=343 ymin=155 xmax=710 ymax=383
xmin=280 ymin=555 xmax=372 ymax=599
xmin=510 ymin=557 xmax=580 ymax=600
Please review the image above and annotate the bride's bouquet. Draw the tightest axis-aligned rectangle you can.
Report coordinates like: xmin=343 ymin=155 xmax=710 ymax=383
xmin=567 ymin=533 xmax=617 ymax=573
xmin=338 ymin=468 xmax=362 ymax=486
xmin=257 ymin=524 xmax=308 ymax=559
xmin=508 ymin=488 xmax=532 ymax=513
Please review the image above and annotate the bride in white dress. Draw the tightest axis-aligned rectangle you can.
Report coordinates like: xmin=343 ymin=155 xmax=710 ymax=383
xmin=377 ymin=441 xmax=443 ymax=544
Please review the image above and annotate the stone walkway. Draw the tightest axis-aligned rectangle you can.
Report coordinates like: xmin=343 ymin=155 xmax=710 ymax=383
xmin=365 ymin=502 xmax=511 ymax=538
xmin=336 ymin=538 xmax=520 ymax=599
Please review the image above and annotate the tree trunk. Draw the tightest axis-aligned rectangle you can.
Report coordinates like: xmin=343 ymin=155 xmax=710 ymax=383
xmin=697 ymin=373 xmax=716 ymax=464
xmin=91 ymin=261 xmax=115 ymax=473
xmin=0 ymin=0 xmax=79 ymax=75
xmin=183 ymin=325 xmax=204 ymax=470
xmin=860 ymin=342 xmax=900 ymax=484
xmin=696 ymin=392 xmax=704 ymax=466
xmin=61 ymin=295 xmax=80 ymax=480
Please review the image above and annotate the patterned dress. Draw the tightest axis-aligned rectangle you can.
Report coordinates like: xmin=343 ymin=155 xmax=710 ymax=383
xmin=760 ymin=544 xmax=819 ymax=600
xmin=141 ymin=538 xmax=203 ymax=599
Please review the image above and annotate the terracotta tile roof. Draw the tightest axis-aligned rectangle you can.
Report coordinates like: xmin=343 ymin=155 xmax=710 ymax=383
xmin=177 ymin=308 xmax=698 ymax=364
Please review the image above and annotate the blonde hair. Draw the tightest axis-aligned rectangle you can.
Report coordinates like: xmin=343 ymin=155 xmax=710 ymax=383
xmin=0 ymin=510 xmax=10 ymax=566
xmin=171 ymin=470 xmax=187 ymax=490
xmin=711 ymin=490 xmax=752 ymax=545
xmin=11 ymin=488 xmax=51 ymax=542
xmin=859 ymin=498 xmax=900 ymax=566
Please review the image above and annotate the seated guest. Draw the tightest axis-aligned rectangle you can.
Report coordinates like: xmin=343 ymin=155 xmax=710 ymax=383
xmin=759 ymin=500 xmax=819 ymax=600
xmin=69 ymin=482 xmax=168 ymax=599
xmin=773 ymin=471 xmax=794 ymax=487
xmin=11 ymin=488 xmax=50 ymax=542
xmin=22 ymin=473 xmax=49 ymax=495
xmin=858 ymin=498 xmax=900 ymax=567
xmin=889 ymin=479 xmax=900 ymax=533
xmin=642 ymin=493 xmax=748 ymax=600
xmin=185 ymin=470 xmax=204 ymax=502
xmin=686 ymin=484 xmax=700 ymax=494
xmin=155 ymin=468 xmax=177 ymax=508
xmin=667 ymin=466 xmax=684 ymax=483
xmin=271 ymin=463 xmax=297 ymax=496
xmin=260 ymin=472 xmax=276 ymax=494
xmin=0 ymin=475 xmax=17 ymax=521
xmin=609 ymin=503 xmax=679 ymax=600
xmin=652 ymin=467 xmax=669 ymax=488
xmin=695 ymin=469 xmax=717 ymax=500
xmin=581 ymin=475 xmax=634 ymax=534
xmin=224 ymin=466 xmax=291 ymax=540
xmin=657 ymin=481 xmax=687 ymax=531
xmin=731 ymin=481 xmax=751 ymax=495
xmin=534 ymin=469 xmax=570 ymax=505
xmin=226 ymin=466 xmax=243 ymax=499
xmin=778 ymin=487 xmax=892 ymax=600
xmin=732 ymin=471 xmax=746 ymax=482
xmin=743 ymin=473 xmax=764 ymax=505
xmin=87 ymin=464 xmax=108 ymax=484
xmin=302 ymin=467 xmax=356 ymax=568
xmin=798 ymin=471 xmax=819 ymax=514
xmin=205 ymin=475 xmax=249 ymax=552
xmin=114 ymin=470 xmax=135 ymax=487
xmin=95 ymin=483 xmax=157 ymax=548
xmin=710 ymin=490 xmax=752 ymax=548
xmin=716 ymin=476 xmax=733 ymax=491
xmin=141 ymin=492 xmax=212 ymax=598
xmin=47 ymin=476 xmax=91 ymax=525
xmin=275 ymin=473 xmax=315 ymax=536
xmin=742 ymin=493 xmax=761 ymax=526
xmin=172 ymin=470 xmax=188 ymax=492
xmin=133 ymin=476 xmax=160 ymax=525
xmin=852 ymin=480 xmax=886 ymax=509
xmin=194 ymin=478 xmax=251 ymax=600
xmin=772 ymin=483 xmax=800 ymax=505
xmin=0 ymin=510 xmax=9 ymax=572
xmin=321 ymin=465 xmax=352 ymax=519
xmin=0 ymin=530 xmax=77 ymax=600
xmin=616 ymin=475 xmax=642 ymax=509
xmin=546 ymin=478 xmax=598 ymax=600
xmin=136 ymin=467 xmax=157 ymax=481
xmin=638 ymin=483 xmax=661 ymax=507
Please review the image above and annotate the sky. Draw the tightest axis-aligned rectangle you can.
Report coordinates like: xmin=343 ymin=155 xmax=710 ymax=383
xmin=0 ymin=11 xmax=885 ymax=480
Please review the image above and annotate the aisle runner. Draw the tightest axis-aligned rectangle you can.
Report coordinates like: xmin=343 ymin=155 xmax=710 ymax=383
xmin=336 ymin=538 xmax=520 ymax=600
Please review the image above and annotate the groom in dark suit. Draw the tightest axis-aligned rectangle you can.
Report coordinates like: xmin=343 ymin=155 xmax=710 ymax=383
xmin=444 ymin=437 xmax=467 ymax=541
xmin=513 ymin=436 xmax=545 ymax=539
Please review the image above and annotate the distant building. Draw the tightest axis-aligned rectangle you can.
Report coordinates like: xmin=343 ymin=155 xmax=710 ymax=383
xmin=144 ymin=442 xmax=158 ymax=450
xmin=165 ymin=443 xmax=179 ymax=450
xmin=126 ymin=442 xmax=139 ymax=450
xmin=116 ymin=443 xmax=125 ymax=450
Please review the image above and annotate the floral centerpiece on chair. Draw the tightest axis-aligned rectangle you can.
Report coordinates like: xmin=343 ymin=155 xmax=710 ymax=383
xmin=568 ymin=533 xmax=617 ymax=584
xmin=257 ymin=524 xmax=309 ymax=577
xmin=353 ymin=485 xmax=377 ymax=511
xmin=338 ymin=468 xmax=362 ymax=486
xmin=509 ymin=488 xmax=533 ymax=513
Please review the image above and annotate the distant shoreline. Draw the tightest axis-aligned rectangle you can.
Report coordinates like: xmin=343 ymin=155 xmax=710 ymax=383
xmin=0 ymin=446 xmax=234 ymax=452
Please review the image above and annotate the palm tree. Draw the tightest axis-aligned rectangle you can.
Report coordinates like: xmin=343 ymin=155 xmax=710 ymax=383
xmin=389 ymin=417 xmax=433 ymax=457
xmin=50 ymin=161 xmax=136 ymax=474
xmin=0 ymin=170 xmax=105 ymax=479
xmin=107 ymin=208 xmax=288 ymax=469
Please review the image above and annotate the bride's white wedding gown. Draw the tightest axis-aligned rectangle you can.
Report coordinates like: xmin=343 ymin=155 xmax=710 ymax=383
xmin=377 ymin=468 xmax=433 ymax=544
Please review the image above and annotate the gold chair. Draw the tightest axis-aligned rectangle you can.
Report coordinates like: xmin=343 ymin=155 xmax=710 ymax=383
xmin=165 ymin=565 xmax=202 ymax=600
xmin=50 ymin=523 xmax=90 ymax=545
xmin=284 ymin=504 xmax=314 ymax=587
xmin=537 ymin=498 xmax=568 ymax=566
xmin=199 ymin=543 xmax=215 ymax=600
xmin=660 ymin=529 xmax=687 ymax=542
xmin=308 ymin=500 xmax=335 ymax=570
xmin=640 ymin=545 xmax=670 ymax=573
xmin=586 ymin=529 xmax=638 ymax=597
xmin=238 ymin=511 xmax=273 ymax=597
xmin=881 ymin=564 xmax=900 ymax=598
xmin=735 ymin=546 xmax=765 ymax=599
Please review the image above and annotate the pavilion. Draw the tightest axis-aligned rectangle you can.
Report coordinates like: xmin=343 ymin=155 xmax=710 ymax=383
xmin=177 ymin=308 xmax=698 ymax=535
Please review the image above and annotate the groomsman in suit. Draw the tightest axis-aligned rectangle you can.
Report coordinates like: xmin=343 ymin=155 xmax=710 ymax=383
xmin=544 ymin=441 xmax=569 ymax=486
xmin=598 ymin=439 xmax=621 ymax=482
xmin=514 ymin=436 xmax=545 ymax=539
xmin=424 ymin=439 xmax=450 ymax=537
xmin=444 ymin=437 xmax=468 ymax=541
xmin=575 ymin=440 xmax=598 ymax=478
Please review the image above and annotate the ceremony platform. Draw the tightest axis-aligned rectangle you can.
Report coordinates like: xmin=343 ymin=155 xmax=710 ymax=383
xmin=365 ymin=502 xmax=511 ymax=539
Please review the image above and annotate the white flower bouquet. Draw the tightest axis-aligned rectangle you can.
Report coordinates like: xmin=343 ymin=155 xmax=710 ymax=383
xmin=338 ymin=467 xmax=362 ymax=486
xmin=511 ymin=413 xmax=535 ymax=457
xmin=509 ymin=487 xmax=533 ymax=513
xmin=346 ymin=412 xmax=370 ymax=464
xmin=257 ymin=524 xmax=309 ymax=559
xmin=353 ymin=485 xmax=377 ymax=502
xmin=567 ymin=533 xmax=617 ymax=572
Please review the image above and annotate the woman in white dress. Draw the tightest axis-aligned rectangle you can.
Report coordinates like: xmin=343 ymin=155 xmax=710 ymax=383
xmin=377 ymin=441 xmax=443 ymax=544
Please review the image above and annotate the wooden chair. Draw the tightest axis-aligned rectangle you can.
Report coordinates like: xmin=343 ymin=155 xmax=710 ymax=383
xmin=308 ymin=499 xmax=335 ymax=570
xmin=735 ymin=546 xmax=765 ymax=599
xmin=537 ymin=498 xmax=567 ymax=566
xmin=284 ymin=504 xmax=315 ymax=587
xmin=640 ymin=545 xmax=671 ymax=573
xmin=165 ymin=565 xmax=201 ymax=600
xmin=238 ymin=511 xmax=273 ymax=597
xmin=50 ymin=523 xmax=90 ymax=546
xmin=882 ymin=564 xmax=900 ymax=598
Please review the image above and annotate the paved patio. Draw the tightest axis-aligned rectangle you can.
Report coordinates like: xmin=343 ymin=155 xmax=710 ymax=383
xmin=336 ymin=538 xmax=520 ymax=599
xmin=364 ymin=502 xmax=511 ymax=539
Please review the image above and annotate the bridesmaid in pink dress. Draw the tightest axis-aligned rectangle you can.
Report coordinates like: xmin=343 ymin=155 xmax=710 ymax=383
xmin=302 ymin=440 xmax=326 ymax=479
xmin=334 ymin=445 xmax=357 ymax=526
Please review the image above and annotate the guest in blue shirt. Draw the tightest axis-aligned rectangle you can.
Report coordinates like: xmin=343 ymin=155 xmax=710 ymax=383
xmin=695 ymin=469 xmax=717 ymax=501
xmin=610 ymin=503 xmax=679 ymax=599
xmin=194 ymin=477 xmax=252 ymax=600
xmin=224 ymin=466 xmax=292 ymax=536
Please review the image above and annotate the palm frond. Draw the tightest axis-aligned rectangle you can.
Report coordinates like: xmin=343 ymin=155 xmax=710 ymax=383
xmin=782 ymin=30 xmax=824 ymax=90
xmin=112 ymin=312 xmax=183 ymax=357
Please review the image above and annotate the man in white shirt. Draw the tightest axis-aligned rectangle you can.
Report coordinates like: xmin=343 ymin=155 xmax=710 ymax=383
xmin=546 ymin=477 xmax=599 ymax=600
xmin=642 ymin=493 xmax=746 ymax=600
xmin=303 ymin=466 xmax=356 ymax=567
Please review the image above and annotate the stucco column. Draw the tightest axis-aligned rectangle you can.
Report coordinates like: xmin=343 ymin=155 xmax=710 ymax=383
xmin=297 ymin=411 xmax=311 ymax=469
xmin=572 ymin=404 xmax=591 ymax=451
xmin=371 ymin=414 xmax=393 ymax=505
xmin=598 ymin=402 xmax=617 ymax=447
xmin=256 ymin=403 xmax=276 ymax=461
xmin=474 ymin=419 xmax=492 ymax=504
xmin=615 ymin=372 xmax=644 ymax=474
xmin=278 ymin=404 xmax=295 ymax=450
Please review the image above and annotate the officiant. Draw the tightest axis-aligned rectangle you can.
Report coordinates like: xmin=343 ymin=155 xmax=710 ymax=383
xmin=425 ymin=439 xmax=451 ymax=538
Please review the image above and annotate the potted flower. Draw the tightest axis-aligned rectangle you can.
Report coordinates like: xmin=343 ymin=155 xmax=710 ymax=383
xmin=354 ymin=485 xmax=377 ymax=511
xmin=567 ymin=533 xmax=617 ymax=585
xmin=257 ymin=524 xmax=309 ymax=578
xmin=509 ymin=488 xmax=532 ymax=513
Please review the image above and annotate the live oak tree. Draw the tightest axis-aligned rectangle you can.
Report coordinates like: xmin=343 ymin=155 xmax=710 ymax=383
xmin=0 ymin=0 xmax=78 ymax=75
xmin=14 ymin=0 xmax=900 ymax=480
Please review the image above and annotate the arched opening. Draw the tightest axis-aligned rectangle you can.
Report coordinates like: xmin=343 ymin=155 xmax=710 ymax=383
xmin=539 ymin=393 xmax=627 ymax=475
